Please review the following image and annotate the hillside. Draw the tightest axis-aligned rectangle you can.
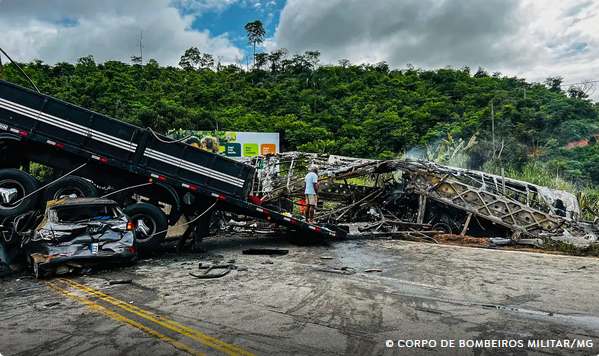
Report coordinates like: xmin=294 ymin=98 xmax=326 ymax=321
xmin=2 ymin=52 xmax=599 ymax=187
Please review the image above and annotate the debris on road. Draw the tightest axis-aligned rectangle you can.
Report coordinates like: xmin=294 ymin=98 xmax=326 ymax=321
xmin=44 ymin=301 xmax=60 ymax=307
xmin=316 ymin=266 xmax=356 ymax=275
xmin=189 ymin=263 xmax=234 ymax=279
xmin=364 ymin=269 xmax=383 ymax=273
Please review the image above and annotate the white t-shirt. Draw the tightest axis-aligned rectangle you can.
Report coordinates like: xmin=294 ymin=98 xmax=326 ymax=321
xmin=305 ymin=172 xmax=318 ymax=195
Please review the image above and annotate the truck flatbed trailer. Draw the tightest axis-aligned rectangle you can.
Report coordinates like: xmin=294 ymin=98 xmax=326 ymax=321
xmin=0 ymin=79 xmax=345 ymax=253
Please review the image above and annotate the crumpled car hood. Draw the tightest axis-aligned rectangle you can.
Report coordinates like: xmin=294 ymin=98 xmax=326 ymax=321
xmin=26 ymin=221 xmax=136 ymax=270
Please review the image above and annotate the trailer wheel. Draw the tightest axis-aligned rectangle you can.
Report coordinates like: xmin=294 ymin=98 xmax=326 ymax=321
xmin=124 ymin=203 xmax=168 ymax=253
xmin=0 ymin=168 xmax=40 ymax=218
xmin=43 ymin=176 xmax=98 ymax=202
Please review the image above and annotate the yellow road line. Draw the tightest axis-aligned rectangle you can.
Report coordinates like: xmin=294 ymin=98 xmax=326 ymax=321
xmin=59 ymin=278 xmax=256 ymax=356
xmin=46 ymin=282 xmax=205 ymax=356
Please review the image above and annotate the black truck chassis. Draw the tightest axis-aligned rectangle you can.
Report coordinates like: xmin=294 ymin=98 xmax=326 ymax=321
xmin=0 ymin=79 xmax=344 ymax=249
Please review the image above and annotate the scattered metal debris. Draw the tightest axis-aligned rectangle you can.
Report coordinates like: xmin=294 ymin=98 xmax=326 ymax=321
xmin=242 ymin=152 xmax=598 ymax=246
xmin=489 ymin=238 xmax=511 ymax=246
xmin=364 ymin=269 xmax=382 ymax=273
xmin=189 ymin=263 xmax=234 ymax=279
xmin=316 ymin=266 xmax=356 ymax=275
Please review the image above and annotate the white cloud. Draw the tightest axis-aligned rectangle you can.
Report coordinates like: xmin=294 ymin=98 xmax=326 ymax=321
xmin=517 ymin=0 xmax=599 ymax=95
xmin=0 ymin=0 xmax=244 ymax=66
xmin=273 ymin=0 xmax=599 ymax=100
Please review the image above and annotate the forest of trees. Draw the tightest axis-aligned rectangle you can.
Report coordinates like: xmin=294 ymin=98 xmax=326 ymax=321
xmin=1 ymin=22 xmax=599 ymax=194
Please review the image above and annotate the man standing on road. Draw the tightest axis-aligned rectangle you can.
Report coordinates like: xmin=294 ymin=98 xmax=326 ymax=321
xmin=304 ymin=166 xmax=319 ymax=223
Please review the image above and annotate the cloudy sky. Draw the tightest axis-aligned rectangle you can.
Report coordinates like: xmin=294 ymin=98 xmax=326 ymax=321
xmin=0 ymin=0 xmax=598 ymax=100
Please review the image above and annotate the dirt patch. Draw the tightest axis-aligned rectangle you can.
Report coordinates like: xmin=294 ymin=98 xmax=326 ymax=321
xmin=431 ymin=235 xmax=599 ymax=258
xmin=500 ymin=246 xmax=567 ymax=255
xmin=432 ymin=234 xmax=490 ymax=246
xmin=501 ymin=241 xmax=599 ymax=258
xmin=540 ymin=240 xmax=599 ymax=257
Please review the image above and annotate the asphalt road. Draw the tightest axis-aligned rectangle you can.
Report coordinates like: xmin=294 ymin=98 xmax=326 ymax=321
xmin=1 ymin=233 xmax=598 ymax=356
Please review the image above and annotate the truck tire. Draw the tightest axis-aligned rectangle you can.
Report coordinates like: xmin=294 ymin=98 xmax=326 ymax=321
xmin=43 ymin=176 xmax=98 ymax=202
xmin=0 ymin=168 xmax=40 ymax=218
xmin=124 ymin=203 xmax=168 ymax=253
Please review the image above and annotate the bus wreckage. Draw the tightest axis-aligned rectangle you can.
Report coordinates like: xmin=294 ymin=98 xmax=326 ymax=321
xmin=242 ymin=152 xmax=597 ymax=245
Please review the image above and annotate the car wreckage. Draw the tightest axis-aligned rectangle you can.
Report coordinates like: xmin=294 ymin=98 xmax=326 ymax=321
xmin=0 ymin=197 xmax=137 ymax=278
xmin=240 ymin=152 xmax=597 ymax=244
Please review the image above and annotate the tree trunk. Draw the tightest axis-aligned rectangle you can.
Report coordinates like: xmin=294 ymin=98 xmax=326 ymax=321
xmin=253 ymin=43 xmax=256 ymax=68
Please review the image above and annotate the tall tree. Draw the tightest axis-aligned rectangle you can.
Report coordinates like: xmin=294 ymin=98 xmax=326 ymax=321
xmin=473 ymin=66 xmax=488 ymax=78
xmin=199 ymin=53 xmax=215 ymax=70
xmin=269 ymin=48 xmax=288 ymax=73
xmin=338 ymin=59 xmax=351 ymax=68
xmin=375 ymin=61 xmax=389 ymax=74
xmin=179 ymin=47 xmax=202 ymax=70
xmin=254 ymin=52 xmax=269 ymax=70
xmin=244 ymin=20 xmax=266 ymax=67
xmin=545 ymin=76 xmax=564 ymax=93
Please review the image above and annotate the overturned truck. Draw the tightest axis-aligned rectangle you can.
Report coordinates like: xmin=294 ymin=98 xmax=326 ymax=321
xmin=244 ymin=152 xmax=594 ymax=242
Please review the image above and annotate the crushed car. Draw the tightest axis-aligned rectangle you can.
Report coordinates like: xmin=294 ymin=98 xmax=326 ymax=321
xmin=1 ymin=197 xmax=137 ymax=278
